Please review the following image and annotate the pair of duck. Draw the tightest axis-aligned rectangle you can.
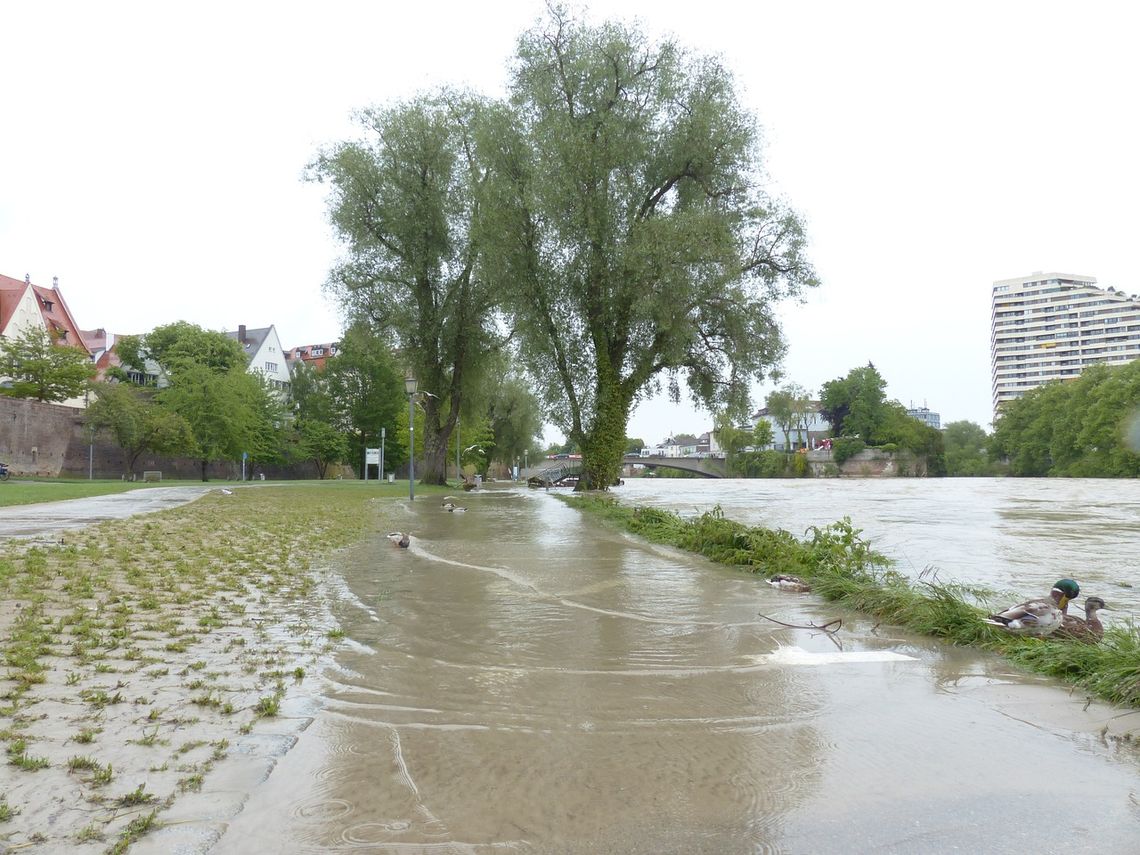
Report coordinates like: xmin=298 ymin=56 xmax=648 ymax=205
xmin=984 ymin=578 xmax=1109 ymax=642
xmin=441 ymin=496 xmax=467 ymax=513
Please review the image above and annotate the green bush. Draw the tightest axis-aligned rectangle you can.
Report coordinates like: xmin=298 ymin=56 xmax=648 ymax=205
xmin=832 ymin=438 xmax=865 ymax=465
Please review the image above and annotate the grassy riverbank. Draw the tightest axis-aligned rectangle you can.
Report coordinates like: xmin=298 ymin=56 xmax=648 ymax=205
xmin=564 ymin=496 xmax=1140 ymax=709
xmin=0 ymin=481 xmax=445 ymax=852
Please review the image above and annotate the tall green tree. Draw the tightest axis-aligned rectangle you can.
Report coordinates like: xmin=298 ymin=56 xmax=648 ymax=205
xmin=0 ymin=326 xmax=94 ymax=402
xmin=122 ymin=322 xmax=282 ymax=480
xmin=484 ymin=8 xmax=817 ymax=490
xmin=311 ymin=93 xmax=505 ymax=485
xmin=820 ymin=363 xmax=889 ymax=440
xmin=765 ymin=383 xmax=811 ymax=452
xmin=484 ymin=374 xmax=545 ymax=473
xmin=943 ymin=420 xmax=992 ymax=476
xmin=160 ymin=363 xmax=282 ymax=480
xmin=321 ymin=324 xmax=406 ymax=476
xmin=86 ymin=382 xmax=195 ymax=477
xmin=990 ymin=360 xmax=1140 ymax=476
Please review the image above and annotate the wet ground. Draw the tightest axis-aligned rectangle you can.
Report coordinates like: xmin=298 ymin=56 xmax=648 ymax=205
xmin=207 ymin=487 xmax=1140 ymax=854
xmin=0 ymin=485 xmax=218 ymax=539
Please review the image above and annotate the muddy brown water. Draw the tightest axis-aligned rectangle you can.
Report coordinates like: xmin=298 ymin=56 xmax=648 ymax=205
xmin=212 ymin=485 xmax=1140 ymax=854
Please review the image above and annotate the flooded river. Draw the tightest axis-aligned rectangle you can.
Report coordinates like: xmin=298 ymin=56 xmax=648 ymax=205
xmin=215 ymin=483 xmax=1140 ymax=854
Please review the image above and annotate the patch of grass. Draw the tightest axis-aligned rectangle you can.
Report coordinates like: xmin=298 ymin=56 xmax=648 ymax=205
xmin=74 ymin=726 xmax=100 ymax=744
xmin=115 ymin=783 xmax=154 ymax=807
xmin=254 ymin=695 xmax=280 ymax=717
xmin=0 ymin=796 xmax=18 ymax=821
xmin=108 ymin=808 xmax=158 ymax=854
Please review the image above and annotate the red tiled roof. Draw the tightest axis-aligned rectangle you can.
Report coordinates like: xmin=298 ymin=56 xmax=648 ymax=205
xmin=0 ymin=273 xmax=88 ymax=353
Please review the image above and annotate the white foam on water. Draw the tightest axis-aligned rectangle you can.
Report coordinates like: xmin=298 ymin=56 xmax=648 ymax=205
xmin=759 ymin=645 xmax=918 ymax=666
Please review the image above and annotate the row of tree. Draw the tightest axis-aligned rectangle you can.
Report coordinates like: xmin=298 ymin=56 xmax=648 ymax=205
xmin=3 ymin=316 xmax=546 ymax=481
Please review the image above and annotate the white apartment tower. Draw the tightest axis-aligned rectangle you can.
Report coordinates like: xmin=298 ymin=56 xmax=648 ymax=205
xmin=991 ymin=272 xmax=1140 ymax=416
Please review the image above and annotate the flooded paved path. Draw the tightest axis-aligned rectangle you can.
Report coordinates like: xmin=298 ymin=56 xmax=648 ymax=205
xmin=212 ymin=487 xmax=1140 ymax=854
xmin=0 ymin=485 xmax=217 ymax=538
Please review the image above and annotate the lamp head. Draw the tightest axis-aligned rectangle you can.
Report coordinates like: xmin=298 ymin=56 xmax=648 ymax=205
xmin=404 ymin=373 xmax=418 ymax=396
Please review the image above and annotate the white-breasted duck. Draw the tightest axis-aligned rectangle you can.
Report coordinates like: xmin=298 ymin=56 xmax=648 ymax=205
xmin=768 ymin=574 xmax=811 ymax=593
xmin=386 ymin=532 xmax=410 ymax=548
xmin=982 ymin=578 xmax=1080 ymax=636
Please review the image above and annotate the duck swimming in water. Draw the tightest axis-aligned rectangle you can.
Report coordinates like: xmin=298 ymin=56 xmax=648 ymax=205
xmin=982 ymin=578 xmax=1080 ymax=636
xmin=1054 ymin=596 xmax=1109 ymax=643
xmin=768 ymin=574 xmax=811 ymax=593
xmin=386 ymin=532 xmax=410 ymax=548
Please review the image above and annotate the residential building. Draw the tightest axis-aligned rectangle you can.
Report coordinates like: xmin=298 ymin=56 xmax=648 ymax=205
xmin=752 ymin=402 xmax=831 ymax=451
xmin=0 ymin=273 xmax=86 ymax=347
xmin=285 ymin=341 xmax=340 ymax=373
xmin=991 ymin=272 xmax=1140 ymax=415
xmin=906 ymin=405 xmax=941 ymax=430
xmin=226 ymin=325 xmax=291 ymax=393
xmin=0 ymin=273 xmax=92 ymax=408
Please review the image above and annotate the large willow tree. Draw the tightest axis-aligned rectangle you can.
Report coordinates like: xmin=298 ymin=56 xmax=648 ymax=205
xmin=311 ymin=93 xmax=503 ymax=485
xmin=485 ymin=8 xmax=818 ymax=490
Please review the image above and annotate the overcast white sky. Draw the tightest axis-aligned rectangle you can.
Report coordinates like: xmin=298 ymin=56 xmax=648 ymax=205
xmin=4 ymin=1 xmax=1139 ymax=444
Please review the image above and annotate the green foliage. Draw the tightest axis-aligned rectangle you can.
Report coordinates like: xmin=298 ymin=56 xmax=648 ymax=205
xmin=311 ymin=93 xmax=504 ymax=485
xmin=764 ymin=383 xmax=812 ymax=451
xmin=485 ymin=8 xmax=816 ymax=488
xmin=943 ymin=420 xmax=994 ymax=476
xmin=159 ymin=363 xmax=282 ymax=479
xmin=0 ymin=326 xmax=94 ymax=402
xmin=482 ymin=373 xmax=545 ymax=471
xmin=120 ymin=322 xmax=246 ymax=377
xmin=820 ymin=362 xmax=887 ymax=441
xmin=86 ymin=382 xmax=195 ymax=476
xmin=733 ymin=449 xmax=787 ymax=477
xmin=831 ymin=437 xmax=865 ymax=465
xmin=319 ymin=323 xmax=406 ymax=473
xmin=751 ymin=419 xmax=774 ymax=449
xmin=990 ymin=360 xmax=1140 ymax=477
xmin=296 ymin=419 xmax=350 ymax=479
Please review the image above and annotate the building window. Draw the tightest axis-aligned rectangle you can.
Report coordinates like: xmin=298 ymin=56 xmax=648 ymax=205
xmin=265 ymin=362 xmax=278 ymax=373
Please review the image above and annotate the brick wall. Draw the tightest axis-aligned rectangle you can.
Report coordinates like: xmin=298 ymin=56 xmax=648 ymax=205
xmin=0 ymin=397 xmax=320 ymax=480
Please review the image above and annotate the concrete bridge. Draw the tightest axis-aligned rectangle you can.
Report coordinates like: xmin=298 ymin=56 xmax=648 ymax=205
xmin=523 ymin=454 xmax=728 ymax=484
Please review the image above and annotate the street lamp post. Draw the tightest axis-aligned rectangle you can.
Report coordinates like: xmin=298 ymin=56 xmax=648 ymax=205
xmin=455 ymin=416 xmax=460 ymax=484
xmin=405 ymin=373 xmax=418 ymax=500
xmin=380 ymin=427 xmax=385 ymax=483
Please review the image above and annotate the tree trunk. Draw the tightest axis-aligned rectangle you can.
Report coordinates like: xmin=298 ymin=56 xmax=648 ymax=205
xmin=419 ymin=426 xmax=452 ymax=486
xmin=574 ymin=386 xmax=630 ymax=491
xmin=199 ymin=459 xmax=209 ymax=482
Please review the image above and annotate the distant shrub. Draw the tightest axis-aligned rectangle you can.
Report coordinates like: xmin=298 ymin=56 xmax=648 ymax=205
xmin=832 ymin=438 xmax=865 ymax=466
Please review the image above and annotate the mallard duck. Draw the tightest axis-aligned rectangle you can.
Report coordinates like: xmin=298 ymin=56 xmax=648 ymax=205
xmin=446 ymin=505 xmax=467 ymax=513
xmin=768 ymin=574 xmax=811 ymax=593
xmin=982 ymin=578 xmax=1080 ymax=636
xmin=386 ymin=532 xmax=410 ymax=548
xmin=1054 ymin=596 xmax=1108 ymax=643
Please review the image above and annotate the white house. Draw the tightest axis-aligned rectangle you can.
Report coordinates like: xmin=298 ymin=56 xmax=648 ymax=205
xmin=227 ymin=325 xmax=291 ymax=394
xmin=752 ymin=402 xmax=832 ymax=451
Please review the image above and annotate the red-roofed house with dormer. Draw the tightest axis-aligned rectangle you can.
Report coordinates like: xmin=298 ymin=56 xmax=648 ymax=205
xmin=0 ymin=273 xmax=93 ymax=408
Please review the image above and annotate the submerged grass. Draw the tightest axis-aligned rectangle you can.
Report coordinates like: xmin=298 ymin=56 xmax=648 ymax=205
xmin=565 ymin=495 xmax=1140 ymax=709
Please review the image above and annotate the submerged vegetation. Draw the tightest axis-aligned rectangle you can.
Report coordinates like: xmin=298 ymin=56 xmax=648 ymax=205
xmin=0 ymin=482 xmax=421 ymax=850
xmin=565 ymin=496 xmax=1140 ymax=709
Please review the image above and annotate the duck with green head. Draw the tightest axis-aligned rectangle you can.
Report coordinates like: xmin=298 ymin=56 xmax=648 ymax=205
xmin=982 ymin=578 xmax=1080 ymax=636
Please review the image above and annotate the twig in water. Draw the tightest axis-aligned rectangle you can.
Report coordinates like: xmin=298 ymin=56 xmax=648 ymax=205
xmin=757 ymin=613 xmax=843 ymax=635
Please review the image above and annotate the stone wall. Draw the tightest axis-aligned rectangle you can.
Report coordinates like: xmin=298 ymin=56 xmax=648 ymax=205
xmin=805 ymin=447 xmax=929 ymax=477
xmin=0 ymin=397 xmax=321 ymax=480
